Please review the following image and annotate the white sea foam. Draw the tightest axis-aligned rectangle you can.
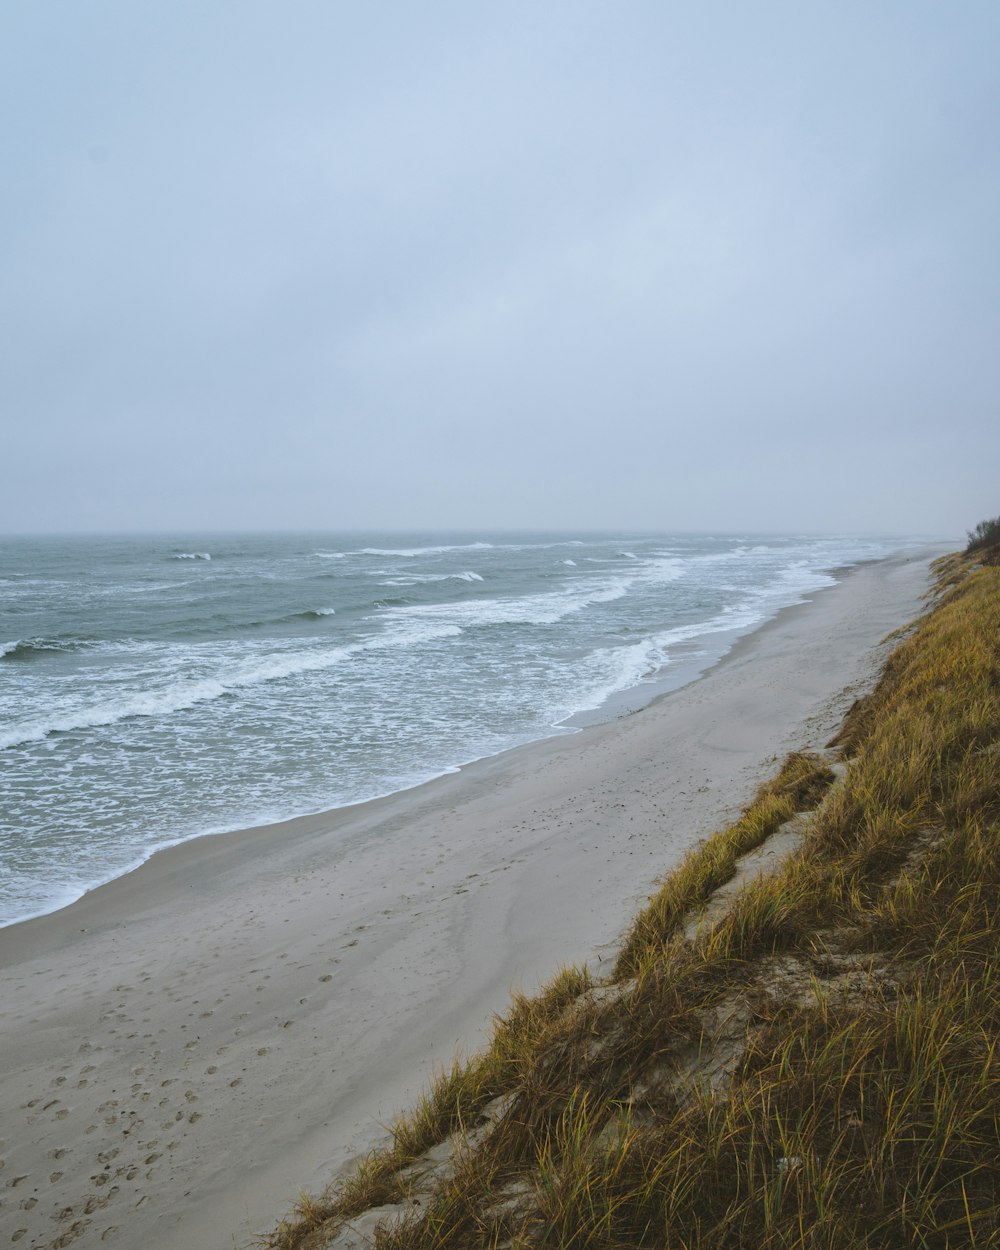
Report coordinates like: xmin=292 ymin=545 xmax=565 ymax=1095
xmin=383 ymin=554 xmax=685 ymax=630
xmin=387 ymin=579 xmax=630 ymax=629
xmin=355 ymin=543 xmax=495 ymax=558
xmin=378 ymin=571 xmax=484 ymax=586
xmin=0 ymin=622 xmax=463 ymax=751
xmin=354 ymin=540 xmax=590 ymax=558
xmin=562 ymin=559 xmax=577 ymax=566
xmin=172 ymin=552 xmax=211 ymax=561
xmin=553 ymin=559 xmax=843 ymax=722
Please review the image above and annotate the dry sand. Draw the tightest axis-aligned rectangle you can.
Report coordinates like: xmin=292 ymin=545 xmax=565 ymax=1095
xmin=0 ymin=549 xmax=942 ymax=1249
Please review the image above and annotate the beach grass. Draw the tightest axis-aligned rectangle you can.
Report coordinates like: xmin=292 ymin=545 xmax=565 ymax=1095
xmin=264 ymin=543 xmax=1000 ymax=1249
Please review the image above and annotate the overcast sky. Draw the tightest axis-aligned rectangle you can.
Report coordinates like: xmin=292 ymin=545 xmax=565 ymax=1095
xmin=2 ymin=2 xmax=997 ymax=537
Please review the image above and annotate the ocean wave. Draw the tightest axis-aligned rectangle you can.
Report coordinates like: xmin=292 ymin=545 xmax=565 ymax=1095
xmin=0 ymin=638 xmax=85 ymax=661
xmin=553 ymin=561 xmax=838 ymax=720
xmin=0 ymin=623 xmax=462 ymax=751
xmin=355 ymin=543 xmax=495 ymax=558
xmin=171 ymin=552 xmax=212 ymax=561
xmin=377 ymin=571 xmax=484 ymax=586
xmin=387 ymin=579 xmax=632 ymax=629
xmin=319 ymin=539 xmax=591 ymax=561
xmin=562 ymin=559 xmax=577 ymax=566
xmin=570 ymin=602 xmax=764 ymax=712
xmin=381 ymin=555 xmax=685 ymax=630
xmin=244 ymin=607 xmax=340 ymax=627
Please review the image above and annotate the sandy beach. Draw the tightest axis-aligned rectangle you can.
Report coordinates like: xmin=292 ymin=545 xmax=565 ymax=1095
xmin=0 ymin=548 xmax=943 ymax=1250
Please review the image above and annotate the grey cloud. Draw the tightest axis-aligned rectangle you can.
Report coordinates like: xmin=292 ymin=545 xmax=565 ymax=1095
xmin=2 ymin=1 xmax=998 ymax=535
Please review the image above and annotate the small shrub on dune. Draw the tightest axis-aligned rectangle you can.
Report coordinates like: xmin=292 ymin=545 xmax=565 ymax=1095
xmin=965 ymin=514 xmax=1000 ymax=556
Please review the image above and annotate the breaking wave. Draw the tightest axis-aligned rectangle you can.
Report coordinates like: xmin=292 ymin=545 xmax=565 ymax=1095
xmin=0 ymin=623 xmax=463 ymax=751
xmin=0 ymin=638 xmax=86 ymax=661
xmin=356 ymin=543 xmax=495 ymax=558
xmin=377 ymin=571 xmax=484 ymax=586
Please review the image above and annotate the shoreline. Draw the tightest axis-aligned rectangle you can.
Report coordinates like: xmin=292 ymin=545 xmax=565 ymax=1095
xmin=0 ymin=546 xmax=946 ymax=1250
xmin=0 ymin=555 xmax=892 ymax=936
xmin=0 ymin=557 xmax=864 ymax=943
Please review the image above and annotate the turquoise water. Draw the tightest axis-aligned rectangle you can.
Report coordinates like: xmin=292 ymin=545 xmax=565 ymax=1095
xmin=0 ymin=531 xmax=919 ymax=925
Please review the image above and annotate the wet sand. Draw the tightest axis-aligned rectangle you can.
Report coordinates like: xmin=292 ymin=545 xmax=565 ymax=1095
xmin=0 ymin=548 xmax=943 ymax=1249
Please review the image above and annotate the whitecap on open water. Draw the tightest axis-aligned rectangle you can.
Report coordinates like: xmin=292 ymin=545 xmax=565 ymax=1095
xmin=0 ymin=531 xmax=925 ymax=926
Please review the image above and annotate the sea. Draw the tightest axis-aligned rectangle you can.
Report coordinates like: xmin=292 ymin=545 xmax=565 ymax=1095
xmin=0 ymin=531 xmax=926 ymax=928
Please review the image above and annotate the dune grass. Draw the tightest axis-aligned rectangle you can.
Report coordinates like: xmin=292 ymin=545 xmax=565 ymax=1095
xmin=265 ymin=548 xmax=1000 ymax=1250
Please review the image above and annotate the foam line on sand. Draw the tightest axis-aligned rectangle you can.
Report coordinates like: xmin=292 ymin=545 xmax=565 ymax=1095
xmin=0 ymin=548 xmax=944 ymax=1250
